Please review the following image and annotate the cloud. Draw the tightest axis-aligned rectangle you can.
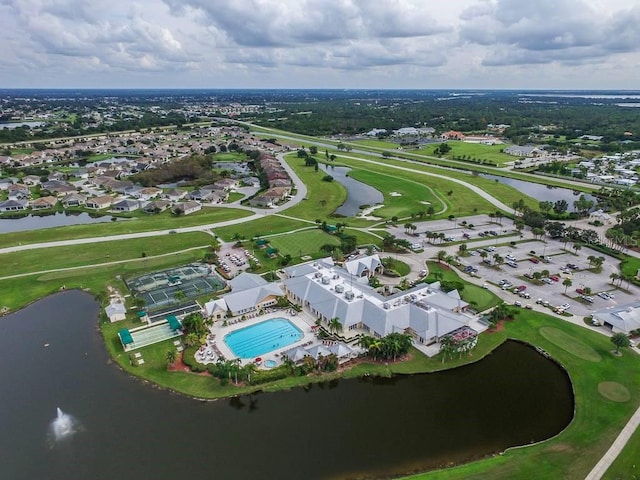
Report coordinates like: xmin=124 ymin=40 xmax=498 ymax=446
xmin=459 ymin=0 xmax=640 ymax=66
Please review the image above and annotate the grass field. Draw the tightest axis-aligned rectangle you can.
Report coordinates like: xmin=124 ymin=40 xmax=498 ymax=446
xmin=0 ymin=248 xmax=207 ymax=311
xmin=214 ymin=215 xmax=311 ymax=241
xmin=282 ymin=155 xmax=349 ymax=221
xmin=603 ymin=425 xmax=640 ymax=478
xmin=268 ymin=229 xmax=341 ymax=257
xmin=351 ymin=139 xmax=399 ymax=149
xmin=0 ymin=207 xmax=252 ymax=248
xmin=415 ymin=141 xmax=514 ymax=166
xmin=347 ymin=169 xmax=446 ymax=219
xmin=211 ymin=152 xmax=248 ymax=162
xmin=425 ymin=261 xmax=501 ymax=312
xmin=0 ymin=232 xmax=211 ymax=278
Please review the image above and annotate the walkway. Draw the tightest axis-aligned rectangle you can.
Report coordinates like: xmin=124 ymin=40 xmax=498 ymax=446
xmin=585 ymin=405 xmax=640 ymax=480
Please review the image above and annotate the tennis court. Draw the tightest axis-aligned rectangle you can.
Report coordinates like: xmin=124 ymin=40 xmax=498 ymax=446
xmin=125 ymin=263 xmax=226 ymax=310
xmin=119 ymin=320 xmax=183 ymax=352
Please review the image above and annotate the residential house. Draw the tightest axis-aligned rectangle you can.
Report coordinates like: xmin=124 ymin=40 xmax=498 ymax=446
xmin=30 ymin=196 xmax=58 ymax=210
xmin=143 ymin=200 xmax=171 ymax=213
xmin=7 ymin=183 xmax=30 ymax=199
xmin=172 ymin=201 xmax=201 ymax=215
xmin=61 ymin=192 xmax=87 ymax=207
xmin=22 ymin=175 xmax=42 ymax=186
xmin=112 ymin=199 xmax=140 ymax=212
xmin=86 ymin=195 xmax=115 ymax=210
xmin=213 ymin=178 xmax=238 ymax=191
xmin=163 ymin=188 xmax=188 ymax=202
xmin=0 ymin=199 xmax=28 ymax=212
xmin=249 ymin=194 xmax=274 ymax=208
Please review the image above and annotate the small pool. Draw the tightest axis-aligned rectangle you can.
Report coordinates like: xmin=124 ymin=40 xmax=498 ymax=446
xmin=264 ymin=359 xmax=277 ymax=368
xmin=224 ymin=318 xmax=303 ymax=359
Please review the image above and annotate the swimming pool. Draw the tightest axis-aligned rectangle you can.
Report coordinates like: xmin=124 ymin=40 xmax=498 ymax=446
xmin=224 ymin=318 xmax=303 ymax=359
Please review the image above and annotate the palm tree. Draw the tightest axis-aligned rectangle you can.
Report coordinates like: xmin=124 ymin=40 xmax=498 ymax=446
xmin=166 ymin=349 xmax=177 ymax=366
xmin=562 ymin=278 xmax=572 ymax=293
xmin=609 ymin=272 xmax=620 ymax=286
xmin=328 ymin=317 xmax=343 ymax=335
xmin=572 ymin=243 xmax=582 ymax=255
xmin=493 ymin=254 xmax=504 ymax=267
xmin=611 ymin=332 xmax=631 ymax=355
xmin=437 ymin=250 xmax=447 ymax=263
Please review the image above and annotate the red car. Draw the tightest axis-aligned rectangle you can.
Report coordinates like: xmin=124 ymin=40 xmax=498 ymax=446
xmin=529 ymin=257 xmax=540 ymax=264
xmin=549 ymin=275 xmax=560 ymax=282
xmin=576 ymin=288 xmax=586 ymax=295
xmin=516 ymin=285 xmax=527 ymax=292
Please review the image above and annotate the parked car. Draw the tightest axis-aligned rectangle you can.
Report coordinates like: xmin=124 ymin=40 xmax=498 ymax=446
xmin=516 ymin=285 xmax=527 ymax=292
xmin=597 ymin=292 xmax=610 ymax=300
xmin=462 ymin=233 xmax=471 ymax=239
xmin=524 ymin=272 xmax=534 ymax=279
xmin=541 ymin=277 xmax=554 ymax=285
xmin=505 ymin=254 xmax=516 ymax=262
xmin=576 ymin=288 xmax=586 ymax=295
xmin=582 ymin=295 xmax=595 ymax=303
xmin=514 ymin=300 xmax=522 ymax=307
xmin=567 ymin=263 xmax=579 ymax=270
xmin=536 ymin=298 xmax=544 ymax=304
xmin=549 ymin=275 xmax=560 ymax=282
xmin=529 ymin=257 xmax=540 ymax=264
xmin=478 ymin=232 xmax=486 ymax=237
xmin=519 ymin=292 xmax=531 ymax=299
xmin=560 ymin=303 xmax=571 ymax=310
xmin=507 ymin=261 xmax=518 ymax=268
xmin=489 ymin=230 xmax=498 ymax=236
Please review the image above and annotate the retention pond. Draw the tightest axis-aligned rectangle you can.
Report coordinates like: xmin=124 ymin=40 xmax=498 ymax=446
xmin=0 ymin=291 xmax=573 ymax=480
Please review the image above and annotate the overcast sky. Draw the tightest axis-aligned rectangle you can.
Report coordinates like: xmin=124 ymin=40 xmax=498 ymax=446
xmin=1 ymin=0 xmax=639 ymax=89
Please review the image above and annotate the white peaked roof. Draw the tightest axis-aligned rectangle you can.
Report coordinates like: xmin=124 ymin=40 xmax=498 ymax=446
xmin=223 ymin=284 xmax=284 ymax=314
xmin=344 ymin=254 xmax=382 ymax=277
xmin=328 ymin=342 xmax=353 ymax=357
xmin=229 ymin=272 xmax=268 ymax=292
xmin=305 ymin=344 xmax=332 ymax=359
xmin=283 ymin=346 xmax=309 ymax=362
xmin=204 ymin=298 xmax=228 ymax=317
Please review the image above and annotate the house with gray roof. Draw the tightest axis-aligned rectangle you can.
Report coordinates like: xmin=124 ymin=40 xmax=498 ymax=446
xmin=504 ymin=145 xmax=542 ymax=157
xmin=592 ymin=302 xmax=640 ymax=334
xmin=221 ymin=282 xmax=284 ymax=316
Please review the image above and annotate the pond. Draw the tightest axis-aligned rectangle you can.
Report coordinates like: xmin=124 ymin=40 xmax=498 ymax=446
xmin=319 ymin=163 xmax=384 ymax=216
xmin=481 ymin=174 xmax=597 ymax=208
xmin=0 ymin=212 xmax=121 ymax=234
xmin=0 ymin=291 xmax=574 ymax=480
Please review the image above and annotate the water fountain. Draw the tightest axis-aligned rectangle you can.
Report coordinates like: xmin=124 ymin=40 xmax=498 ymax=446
xmin=51 ymin=408 xmax=76 ymax=441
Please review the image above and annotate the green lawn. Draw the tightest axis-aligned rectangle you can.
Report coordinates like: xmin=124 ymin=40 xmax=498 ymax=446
xmin=603 ymin=425 xmax=640 ymax=479
xmin=425 ymin=261 xmax=500 ymax=312
xmin=214 ymin=215 xmax=310 ymax=242
xmin=225 ymin=192 xmax=244 ymax=203
xmin=0 ymin=232 xmax=212 ymax=278
xmin=211 ymin=152 xmax=248 ymax=162
xmin=268 ymin=229 xmax=341 ymax=257
xmin=0 ymin=207 xmax=252 ymax=248
xmin=351 ymin=139 xmax=400 ymax=149
xmin=415 ymin=141 xmax=514 ymax=166
xmin=281 ymin=155 xmax=349 ymax=221
xmin=0 ymin=248 xmax=207 ymax=311
xmin=347 ymin=169 xmax=446 ymax=219
xmin=620 ymin=256 xmax=640 ymax=278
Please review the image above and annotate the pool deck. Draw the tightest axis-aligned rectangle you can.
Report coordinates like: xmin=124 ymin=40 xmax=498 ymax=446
xmin=203 ymin=309 xmax=319 ymax=368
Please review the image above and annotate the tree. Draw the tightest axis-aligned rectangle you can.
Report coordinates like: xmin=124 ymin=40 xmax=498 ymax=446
xmin=427 ymin=205 xmax=435 ymax=217
xmin=166 ymin=349 xmax=177 ymax=366
xmin=437 ymin=250 xmax=447 ymax=263
xmin=572 ymin=243 xmax=582 ymax=255
xmin=553 ymin=199 xmax=569 ymax=215
xmin=328 ymin=317 xmax=343 ymax=335
xmin=562 ymin=278 xmax=572 ymax=293
xmin=611 ymin=332 xmax=631 ymax=355
xmin=309 ymin=146 xmax=318 ymax=155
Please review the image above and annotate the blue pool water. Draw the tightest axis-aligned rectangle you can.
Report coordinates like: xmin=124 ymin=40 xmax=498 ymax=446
xmin=224 ymin=318 xmax=303 ymax=359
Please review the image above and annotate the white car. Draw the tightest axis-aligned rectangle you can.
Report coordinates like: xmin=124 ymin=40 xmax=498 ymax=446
xmin=560 ymin=303 xmax=571 ymax=310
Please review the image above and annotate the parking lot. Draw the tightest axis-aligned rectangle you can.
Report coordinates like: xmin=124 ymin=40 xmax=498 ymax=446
xmin=459 ymin=239 xmax=638 ymax=318
xmin=387 ymin=214 xmax=516 ymax=248
xmin=217 ymin=242 xmax=261 ymax=277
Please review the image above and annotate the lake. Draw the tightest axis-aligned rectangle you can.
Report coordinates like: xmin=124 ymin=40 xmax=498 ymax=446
xmin=0 ymin=291 xmax=573 ymax=480
xmin=481 ymin=174 xmax=597 ymax=207
xmin=0 ymin=212 xmax=121 ymax=234
xmin=319 ymin=164 xmax=384 ymax=216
